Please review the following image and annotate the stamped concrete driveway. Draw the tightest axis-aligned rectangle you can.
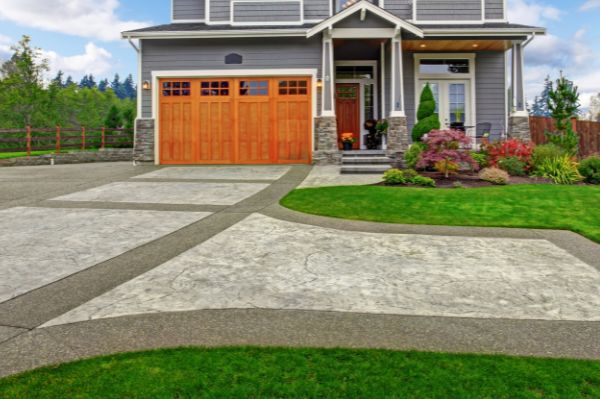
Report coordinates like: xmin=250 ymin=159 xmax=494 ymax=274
xmin=0 ymin=162 xmax=599 ymax=378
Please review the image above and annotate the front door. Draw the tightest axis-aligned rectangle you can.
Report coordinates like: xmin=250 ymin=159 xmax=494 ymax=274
xmin=419 ymin=80 xmax=471 ymax=130
xmin=336 ymin=83 xmax=360 ymax=150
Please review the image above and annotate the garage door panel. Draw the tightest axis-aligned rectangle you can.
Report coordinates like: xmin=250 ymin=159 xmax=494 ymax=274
xmin=159 ymin=77 xmax=311 ymax=165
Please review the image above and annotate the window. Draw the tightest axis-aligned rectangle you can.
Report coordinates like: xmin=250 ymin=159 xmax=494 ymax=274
xmin=335 ymin=65 xmax=374 ymax=79
xmin=162 ymin=81 xmax=191 ymax=97
xmin=419 ymin=59 xmax=470 ymax=75
xmin=449 ymin=83 xmax=466 ymax=123
xmin=337 ymin=0 xmax=357 ymax=12
xmin=278 ymin=80 xmax=308 ymax=95
xmin=336 ymin=85 xmax=358 ymax=99
xmin=240 ymin=80 xmax=268 ymax=96
xmin=200 ymin=81 xmax=230 ymax=96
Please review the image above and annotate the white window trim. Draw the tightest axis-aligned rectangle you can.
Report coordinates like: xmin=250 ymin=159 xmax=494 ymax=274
xmin=150 ymin=69 xmax=318 ymax=165
xmin=411 ymin=0 xmax=508 ymax=24
xmin=229 ymin=0 xmax=304 ymax=26
xmin=413 ymin=53 xmax=477 ymax=136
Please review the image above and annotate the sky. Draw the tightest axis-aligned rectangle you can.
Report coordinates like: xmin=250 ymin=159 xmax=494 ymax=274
xmin=0 ymin=0 xmax=599 ymax=106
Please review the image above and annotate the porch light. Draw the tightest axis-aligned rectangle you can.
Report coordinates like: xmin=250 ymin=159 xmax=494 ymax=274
xmin=142 ymin=80 xmax=151 ymax=90
xmin=420 ymin=44 xmax=427 ymax=48
xmin=316 ymin=79 xmax=323 ymax=89
xmin=472 ymin=44 xmax=479 ymax=48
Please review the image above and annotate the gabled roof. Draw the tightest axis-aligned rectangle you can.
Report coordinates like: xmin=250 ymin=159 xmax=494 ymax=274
xmin=306 ymin=0 xmax=424 ymax=38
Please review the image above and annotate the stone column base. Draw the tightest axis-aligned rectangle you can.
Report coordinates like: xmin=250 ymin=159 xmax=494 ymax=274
xmin=508 ymin=115 xmax=531 ymax=142
xmin=386 ymin=116 xmax=410 ymax=163
xmin=134 ymin=118 xmax=155 ymax=162
xmin=313 ymin=116 xmax=341 ymax=165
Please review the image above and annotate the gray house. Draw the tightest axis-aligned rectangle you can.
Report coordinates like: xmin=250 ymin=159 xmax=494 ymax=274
xmin=123 ymin=0 xmax=545 ymax=165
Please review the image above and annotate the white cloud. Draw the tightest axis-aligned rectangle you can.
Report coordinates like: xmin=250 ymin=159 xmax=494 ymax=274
xmin=43 ymin=43 xmax=113 ymax=79
xmin=0 ymin=34 xmax=12 ymax=59
xmin=580 ymin=0 xmax=600 ymax=10
xmin=507 ymin=0 xmax=561 ymax=26
xmin=0 ymin=0 xmax=149 ymax=41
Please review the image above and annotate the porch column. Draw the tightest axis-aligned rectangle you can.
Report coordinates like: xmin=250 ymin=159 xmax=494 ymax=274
xmin=313 ymin=31 xmax=341 ymax=165
xmin=386 ymin=33 xmax=410 ymax=162
xmin=509 ymin=41 xmax=531 ymax=141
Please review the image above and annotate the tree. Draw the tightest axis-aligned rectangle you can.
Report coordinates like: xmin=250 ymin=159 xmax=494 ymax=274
xmin=530 ymin=76 xmax=552 ymax=117
xmin=412 ymin=83 xmax=441 ymax=142
xmin=98 ymin=78 xmax=109 ymax=92
xmin=88 ymin=74 xmax=97 ymax=89
xmin=122 ymin=74 xmax=136 ymax=99
xmin=104 ymin=104 xmax=122 ymax=128
xmin=65 ymin=75 xmax=75 ymax=87
xmin=546 ymin=72 xmax=580 ymax=156
xmin=588 ymin=93 xmax=600 ymax=122
xmin=51 ymin=70 xmax=65 ymax=88
xmin=111 ymin=73 xmax=127 ymax=99
xmin=79 ymin=75 xmax=90 ymax=89
xmin=0 ymin=35 xmax=49 ymax=127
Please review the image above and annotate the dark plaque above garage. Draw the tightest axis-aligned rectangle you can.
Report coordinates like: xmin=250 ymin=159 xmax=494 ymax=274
xmin=225 ymin=53 xmax=243 ymax=65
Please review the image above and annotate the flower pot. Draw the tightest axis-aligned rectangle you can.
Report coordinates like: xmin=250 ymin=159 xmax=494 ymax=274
xmin=342 ymin=141 xmax=353 ymax=151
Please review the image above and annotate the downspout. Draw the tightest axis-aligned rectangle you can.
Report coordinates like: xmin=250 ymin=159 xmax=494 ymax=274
xmin=522 ymin=32 xmax=536 ymax=48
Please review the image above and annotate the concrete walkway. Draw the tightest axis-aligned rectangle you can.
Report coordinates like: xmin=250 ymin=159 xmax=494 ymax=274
xmin=0 ymin=163 xmax=599 ymax=378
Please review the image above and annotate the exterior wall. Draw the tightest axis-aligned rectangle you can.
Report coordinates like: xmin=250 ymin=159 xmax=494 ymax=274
xmin=475 ymin=51 xmax=507 ymax=136
xmin=383 ymin=0 xmax=413 ymax=20
xmin=403 ymin=51 xmax=416 ymax=133
xmin=333 ymin=12 xmax=395 ymax=28
xmin=416 ymin=0 xmax=482 ymax=21
xmin=210 ymin=0 xmax=230 ymax=22
xmin=140 ymin=37 xmax=322 ymax=118
xmin=485 ymin=0 xmax=504 ymax=19
xmin=304 ymin=0 xmax=329 ymax=21
xmin=173 ymin=0 xmax=205 ymax=20
xmin=233 ymin=1 xmax=302 ymax=23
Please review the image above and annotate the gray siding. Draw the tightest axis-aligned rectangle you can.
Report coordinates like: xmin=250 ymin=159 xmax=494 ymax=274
xmin=140 ymin=37 xmax=322 ymax=118
xmin=417 ymin=0 xmax=482 ymax=21
xmin=233 ymin=2 xmax=301 ymax=23
xmin=210 ymin=0 xmax=230 ymax=21
xmin=173 ymin=0 xmax=205 ymax=20
xmin=485 ymin=0 xmax=504 ymax=20
xmin=403 ymin=51 xmax=415 ymax=133
xmin=304 ymin=0 xmax=329 ymax=20
xmin=334 ymin=12 xmax=396 ymax=28
xmin=384 ymin=0 xmax=413 ymax=20
xmin=476 ymin=51 xmax=506 ymax=136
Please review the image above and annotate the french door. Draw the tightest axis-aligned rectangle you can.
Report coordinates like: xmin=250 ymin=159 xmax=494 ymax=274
xmin=418 ymin=80 xmax=471 ymax=130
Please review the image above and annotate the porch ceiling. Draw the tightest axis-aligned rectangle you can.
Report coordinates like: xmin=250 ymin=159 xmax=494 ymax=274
xmin=403 ymin=39 xmax=512 ymax=52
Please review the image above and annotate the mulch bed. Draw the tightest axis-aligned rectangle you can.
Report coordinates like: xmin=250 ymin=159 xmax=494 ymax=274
xmin=374 ymin=172 xmax=554 ymax=189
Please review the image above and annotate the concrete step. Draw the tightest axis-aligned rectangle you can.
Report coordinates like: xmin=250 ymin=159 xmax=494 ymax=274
xmin=341 ymin=164 xmax=392 ymax=174
xmin=342 ymin=150 xmax=386 ymax=157
xmin=342 ymin=156 xmax=393 ymax=165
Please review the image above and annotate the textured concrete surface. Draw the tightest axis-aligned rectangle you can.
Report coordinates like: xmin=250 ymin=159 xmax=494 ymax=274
xmin=299 ymin=165 xmax=383 ymax=188
xmin=0 ymin=207 xmax=210 ymax=304
xmin=51 ymin=181 xmax=270 ymax=206
xmin=0 ymin=326 xmax=25 ymax=344
xmin=135 ymin=166 xmax=291 ymax=181
xmin=45 ymin=213 xmax=600 ymax=327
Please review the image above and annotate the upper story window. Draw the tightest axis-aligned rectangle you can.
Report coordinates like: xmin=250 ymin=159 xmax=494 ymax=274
xmin=419 ymin=59 xmax=470 ymax=75
xmin=337 ymin=0 xmax=359 ymax=12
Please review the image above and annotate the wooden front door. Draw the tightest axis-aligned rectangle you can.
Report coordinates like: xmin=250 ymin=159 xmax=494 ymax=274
xmin=159 ymin=77 xmax=312 ymax=164
xmin=336 ymin=83 xmax=360 ymax=150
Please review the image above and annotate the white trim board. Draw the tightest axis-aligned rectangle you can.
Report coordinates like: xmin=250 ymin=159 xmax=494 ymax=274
xmin=150 ymin=68 xmax=318 ymax=165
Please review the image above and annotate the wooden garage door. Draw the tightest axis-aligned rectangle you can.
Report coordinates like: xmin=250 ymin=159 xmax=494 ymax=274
xmin=159 ymin=77 xmax=312 ymax=164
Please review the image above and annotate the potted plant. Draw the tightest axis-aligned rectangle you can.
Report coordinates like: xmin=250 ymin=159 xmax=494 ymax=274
xmin=450 ymin=107 xmax=465 ymax=131
xmin=341 ymin=132 xmax=356 ymax=151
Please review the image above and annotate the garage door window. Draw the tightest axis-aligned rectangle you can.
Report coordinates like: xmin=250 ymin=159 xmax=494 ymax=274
xmin=240 ymin=80 xmax=268 ymax=96
xmin=200 ymin=81 xmax=229 ymax=96
xmin=162 ymin=81 xmax=191 ymax=97
xmin=279 ymin=80 xmax=308 ymax=95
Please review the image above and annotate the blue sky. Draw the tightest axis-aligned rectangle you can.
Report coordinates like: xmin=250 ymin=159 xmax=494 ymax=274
xmin=0 ymin=0 xmax=599 ymax=106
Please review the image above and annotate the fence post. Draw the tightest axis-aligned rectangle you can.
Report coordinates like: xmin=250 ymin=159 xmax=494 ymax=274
xmin=26 ymin=125 xmax=31 ymax=157
xmin=101 ymin=127 xmax=106 ymax=150
xmin=81 ymin=127 xmax=86 ymax=151
xmin=571 ymin=117 xmax=578 ymax=133
xmin=56 ymin=125 xmax=61 ymax=154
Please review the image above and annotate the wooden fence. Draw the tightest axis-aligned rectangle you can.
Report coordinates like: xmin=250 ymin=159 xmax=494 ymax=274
xmin=530 ymin=116 xmax=600 ymax=157
xmin=0 ymin=126 xmax=134 ymax=156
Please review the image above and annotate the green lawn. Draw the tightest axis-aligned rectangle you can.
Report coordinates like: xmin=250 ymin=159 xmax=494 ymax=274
xmin=0 ymin=347 xmax=598 ymax=398
xmin=281 ymin=185 xmax=600 ymax=243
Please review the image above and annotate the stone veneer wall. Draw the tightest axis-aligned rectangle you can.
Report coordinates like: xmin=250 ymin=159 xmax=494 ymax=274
xmin=508 ymin=115 xmax=532 ymax=142
xmin=134 ymin=118 xmax=156 ymax=162
xmin=386 ymin=116 xmax=410 ymax=166
xmin=313 ymin=116 xmax=342 ymax=165
xmin=0 ymin=148 xmax=133 ymax=167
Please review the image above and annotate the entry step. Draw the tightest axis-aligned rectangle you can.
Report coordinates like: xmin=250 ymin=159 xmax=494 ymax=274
xmin=342 ymin=156 xmax=392 ymax=165
xmin=341 ymin=164 xmax=392 ymax=174
xmin=342 ymin=150 xmax=387 ymax=157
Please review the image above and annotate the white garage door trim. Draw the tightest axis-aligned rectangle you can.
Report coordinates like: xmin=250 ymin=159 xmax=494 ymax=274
xmin=151 ymin=69 xmax=319 ymax=165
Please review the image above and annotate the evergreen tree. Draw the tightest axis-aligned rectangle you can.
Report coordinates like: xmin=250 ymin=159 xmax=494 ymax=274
xmin=412 ymin=83 xmax=441 ymax=142
xmin=111 ymin=73 xmax=126 ymax=99
xmin=98 ymin=78 xmax=109 ymax=92
xmin=79 ymin=75 xmax=89 ymax=89
xmin=547 ymin=72 xmax=580 ymax=132
xmin=104 ymin=104 xmax=122 ymax=128
xmin=88 ymin=74 xmax=97 ymax=89
xmin=122 ymin=74 xmax=136 ymax=99
xmin=65 ymin=75 xmax=75 ymax=87
xmin=51 ymin=70 xmax=65 ymax=88
xmin=531 ymin=76 xmax=552 ymax=117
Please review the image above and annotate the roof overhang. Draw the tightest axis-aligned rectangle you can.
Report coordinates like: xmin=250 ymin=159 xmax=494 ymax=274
xmin=306 ymin=0 xmax=424 ymax=38
xmin=421 ymin=27 xmax=546 ymax=37
xmin=122 ymin=29 xmax=308 ymax=40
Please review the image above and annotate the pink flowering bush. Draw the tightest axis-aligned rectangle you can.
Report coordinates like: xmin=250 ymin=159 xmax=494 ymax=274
xmin=417 ymin=129 xmax=479 ymax=178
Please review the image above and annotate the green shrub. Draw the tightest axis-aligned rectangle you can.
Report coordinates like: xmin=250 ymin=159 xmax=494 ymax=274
xmin=402 ymin=169 xmax=419 ymax=180
xmin=498 ymin=156 xmax=527 ymax=176
xmin=470 ymin=151 xmax=489 ymax=169
xmin=479 ymin=167 xmax=510 ymax=185
xmin=532 ymin=143 xmax=565 ymax=169
xmin=412 ymin=84 xmax=441 ymax=142
xmin=404 ymin=142 xmax=426 ymax=169
xmin=383 ymin=169 xmax=407 ymax=185
xmin=545 ymin=125 xmax=580 ymax=156
xmin=411 ymin=175 xmax=436 ymax=187
xmin=578 ymin=156 xmax=600 ymax=184
xmin=534 ymin=155 xmax=583 ymax=185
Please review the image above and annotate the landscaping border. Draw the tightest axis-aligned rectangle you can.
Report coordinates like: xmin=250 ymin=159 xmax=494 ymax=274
xmin=0 ymin=149 xmax=133 ymax=167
